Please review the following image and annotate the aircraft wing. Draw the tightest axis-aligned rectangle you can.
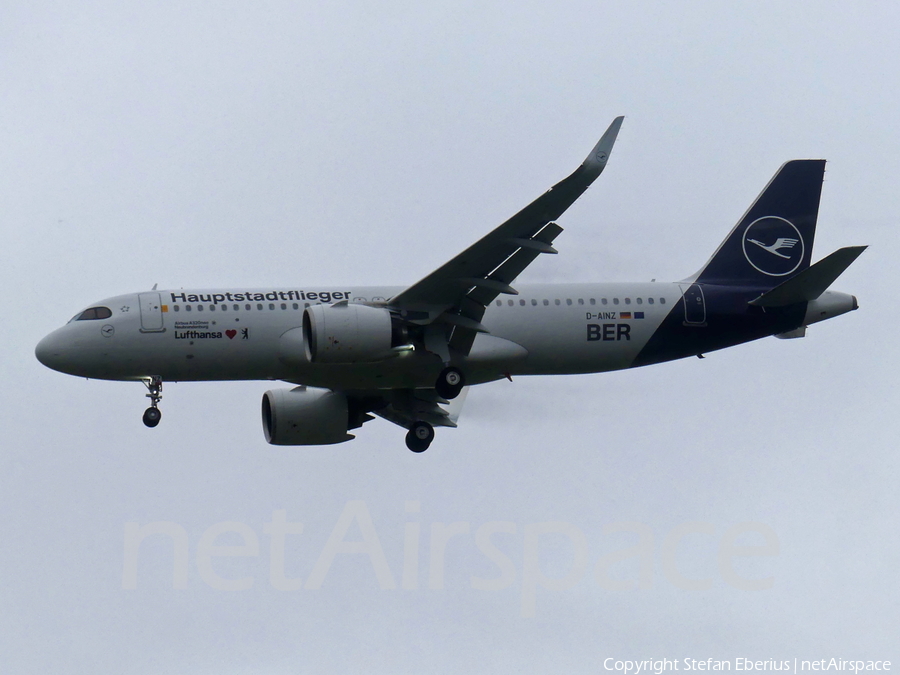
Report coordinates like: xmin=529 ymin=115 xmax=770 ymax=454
xmin=389 ymin=117 xmax=624 ymax=354
xmin=372 ymin=387 xmax=469 ymax=430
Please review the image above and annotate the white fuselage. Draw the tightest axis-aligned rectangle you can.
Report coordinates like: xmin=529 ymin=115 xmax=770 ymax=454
xmin=36 ymin=283 xmax=685 ymax=390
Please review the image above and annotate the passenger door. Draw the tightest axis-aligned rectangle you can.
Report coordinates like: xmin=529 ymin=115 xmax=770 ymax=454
xmin=138 ymin=292 xmax=165 ymax=332
xmin=679 ymin=284 xmax=707 ymax=326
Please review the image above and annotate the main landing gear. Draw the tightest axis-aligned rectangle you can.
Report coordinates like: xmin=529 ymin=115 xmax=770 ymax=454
xmin=406 ymin=367 xmax=464 ymax=451
xmin=435 ymin=366 xmax=465 ymax=400
xmin=142 ymin=376 xmax=163 ymax=428
xmin=406 ymin=421 xmax=435 ymax=453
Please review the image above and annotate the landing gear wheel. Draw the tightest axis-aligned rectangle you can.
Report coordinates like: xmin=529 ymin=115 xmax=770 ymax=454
xmin=141 ymin=376 xmax=163 ymax=428
xmin=435 ymin=366 xmax=465 ymax=400
xmin=142 ymin=407 xmax=162 ymax=428
xmin=405 ymin=421 xmax=435 ymax=453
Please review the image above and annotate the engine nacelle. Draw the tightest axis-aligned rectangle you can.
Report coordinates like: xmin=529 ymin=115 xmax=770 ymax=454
xmin=261 ymin=386 xmax=354 ymax=445
xmin=303 ymin=303 xmax=403 ymax=363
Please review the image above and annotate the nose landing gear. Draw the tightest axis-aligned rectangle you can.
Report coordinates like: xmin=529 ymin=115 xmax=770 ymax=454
xmin=405 ymin=421 xmax=435 ymax=453
xmin=142 ymin=376 xmax=163 ymax=428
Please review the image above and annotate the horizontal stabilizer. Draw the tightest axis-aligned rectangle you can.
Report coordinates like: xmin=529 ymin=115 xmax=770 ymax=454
xmin=749 ymin=246 xmax=867 ymax=307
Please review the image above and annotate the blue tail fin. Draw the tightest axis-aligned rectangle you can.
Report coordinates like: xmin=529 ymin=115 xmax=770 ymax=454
xmin=695 ymin=160 xmax=826 ymax=286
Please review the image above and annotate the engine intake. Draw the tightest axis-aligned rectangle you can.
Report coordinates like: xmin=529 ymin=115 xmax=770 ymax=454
xmin=303 ymin=303 xmax=405 ymax=363
xmin=261 ymin=387 xmax=353 ymax=445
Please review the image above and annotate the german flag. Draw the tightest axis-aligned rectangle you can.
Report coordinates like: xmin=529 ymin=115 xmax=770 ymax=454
xmin=620 ymin=312 xmax=632 ymax=319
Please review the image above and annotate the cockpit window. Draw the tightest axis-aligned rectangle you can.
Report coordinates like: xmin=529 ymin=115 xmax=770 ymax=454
xmin=75 ymin=306 xmax=112 ymax=321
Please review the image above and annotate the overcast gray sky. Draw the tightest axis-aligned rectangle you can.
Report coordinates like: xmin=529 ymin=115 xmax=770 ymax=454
xmin=3 ymin=2 xmax=898 ymax=673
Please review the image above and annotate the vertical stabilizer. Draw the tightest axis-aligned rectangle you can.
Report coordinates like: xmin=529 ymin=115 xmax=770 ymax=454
xmin=695 ymin=160 xmax=826 ymax=286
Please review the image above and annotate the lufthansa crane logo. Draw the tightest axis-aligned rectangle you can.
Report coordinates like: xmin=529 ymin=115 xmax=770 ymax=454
xmin=741 ymin=216 xmax=805 ymax=276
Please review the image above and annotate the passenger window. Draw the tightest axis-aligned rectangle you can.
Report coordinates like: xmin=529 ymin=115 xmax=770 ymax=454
xmin=257 ymin=304 xmax=263 ymax=310
xmin=577 ymin=298 xmax=584 ymax=305
xmin=245 ymin=304 xmax=251 ymax=311
xmin=566 ymin=299 xmax=572 ymax=306
xmin=590 ymin=298 xmax=596 ymax=305
xmin=508 ymin=300 xmax=514 ymax=307
xmin=531 ymin=299 xmax=537 ymax=306
xmin=613 ymin=298 xmax=619 ymax=305
xmin=233 ymin=304 xmax=240 ymax=311
xmin=197 ymin=305 xmax=204 ymax=312
xmin=625 ymin=298 xmax=631 ymax=305
xmin=660 ymin=298 xmax=666 ymax=305
xmin=269 ymin=304 xmax=275 ymax=310
xmin=496 ymin=300 xmax=502 ymax=307
xmin=648 ymin=298 xmax=654 ymax=305
xmin=636 ymin=298 xmax=643 ymax=305
xmin=221 ymin=304 xmax=227 ymax=311
xmin=601 ymin=298 xmax=608 ymax=305
xmin=519 ymin=299 xmax=525 ymax=306
xmin=173 ymin=305 xmax=180 ymax=312
xmin=543 ymin=299 xmax=549 ymax=306
xmin=292 ymin=303 xmax=299 ymax=310
xmin=209 ymin=305 xmax=215 ymax=311
xmin=281 ymin=303 xmax=287 ymax=310
xmin=186 ymin=305 xmax=192 ymax=312
xmin=304 ymin=303 xmax=310 ymax=308
xmin=554 ymin=299 xmax=560 ymax=305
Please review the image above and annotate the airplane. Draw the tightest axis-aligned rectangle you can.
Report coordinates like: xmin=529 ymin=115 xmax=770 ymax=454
xmin=35 ymin=117 xmax=866 ymax=452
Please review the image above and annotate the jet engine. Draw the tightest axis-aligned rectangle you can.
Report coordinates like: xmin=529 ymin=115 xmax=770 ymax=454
xmin=261 ymin=386 xmax=354 ymax=445
xmin=303 ymin=303 xmax=406 ymax=363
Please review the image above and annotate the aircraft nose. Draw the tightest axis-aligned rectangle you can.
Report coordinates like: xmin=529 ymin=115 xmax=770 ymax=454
xmin=35 ymin=330 xmax=67 ymax=372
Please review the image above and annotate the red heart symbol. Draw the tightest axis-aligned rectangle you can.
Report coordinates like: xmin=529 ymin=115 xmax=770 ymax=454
xmin=225 ymin=329 xmax=237 ymax=339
